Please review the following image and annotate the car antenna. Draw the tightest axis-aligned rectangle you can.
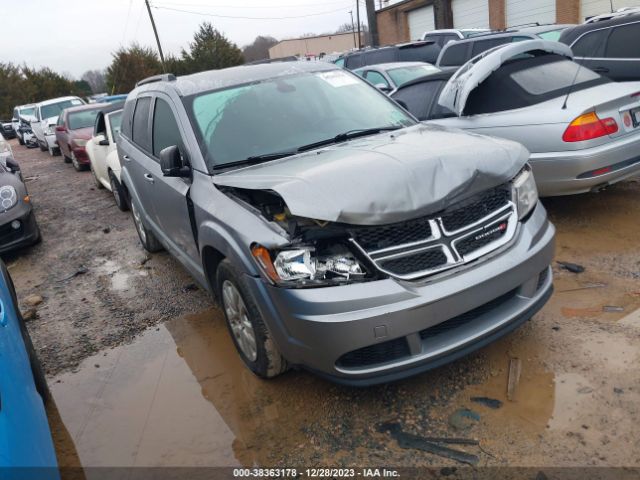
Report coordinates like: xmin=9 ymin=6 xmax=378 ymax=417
xmin=561 ymin=38 xmax=595 ymax=110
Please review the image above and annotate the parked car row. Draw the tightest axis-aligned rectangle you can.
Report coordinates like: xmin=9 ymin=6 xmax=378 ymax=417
xmin=6 ymin=9 xmax=636 ymax=388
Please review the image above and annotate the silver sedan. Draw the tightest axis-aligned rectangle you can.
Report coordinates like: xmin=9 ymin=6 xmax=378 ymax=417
xmin=391 ymin=40 xmax=640 ymax=196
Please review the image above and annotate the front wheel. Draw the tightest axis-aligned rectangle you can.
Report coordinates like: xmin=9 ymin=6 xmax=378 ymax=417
xmin=18 ymin=136 xmax=24 ymax=146
xmin=216 ymin=260 xmax=288 ymax=378
xmin=130 ymin=199 xmax=163 ymax=252
xmin=71 ymin=152 xmax=85 ymax=171
xmin=39 ymin=141 xmax=47 ymax=152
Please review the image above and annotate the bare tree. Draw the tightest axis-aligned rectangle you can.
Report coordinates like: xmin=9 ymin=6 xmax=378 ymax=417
xmin=81 ymin=69 xmax=107 ymax=94
xmin=242 ymin=36 xmax=278 ymax=63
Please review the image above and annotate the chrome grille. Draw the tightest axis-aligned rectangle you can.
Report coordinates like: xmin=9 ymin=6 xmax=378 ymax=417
xmin=351 ymin=185 xmax=517 ymax=280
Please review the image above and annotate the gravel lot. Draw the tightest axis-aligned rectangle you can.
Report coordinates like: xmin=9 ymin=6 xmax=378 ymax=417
xmin=5 ymin=139 xmax=640 ymax=471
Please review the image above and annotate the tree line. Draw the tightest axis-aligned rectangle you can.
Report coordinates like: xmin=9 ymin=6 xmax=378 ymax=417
xmin=0 ymin=23 xmax=277 ymax=119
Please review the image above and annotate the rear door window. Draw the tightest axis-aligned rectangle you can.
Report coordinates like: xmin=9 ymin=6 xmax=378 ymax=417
xmin=471 ymin=37 xmax=510 ymax=56
xmin=605 ymin=22 xmax=640 ymax=58
xmin=571 ymin=29 xmax=608 ymax=57
xmin=132 ymin=97 xmax=152 ymax=151
xmin=439 ymin=43 xmax=469 ymax=66
xmin=365 ymin=48 xmax=398 ymax=65
xmin=152 ymin=98 xmax=184 ymax=157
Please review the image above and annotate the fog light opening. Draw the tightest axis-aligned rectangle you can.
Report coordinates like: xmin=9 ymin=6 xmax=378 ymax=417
xmin=11 ymin=220 xmax=21 ymax=230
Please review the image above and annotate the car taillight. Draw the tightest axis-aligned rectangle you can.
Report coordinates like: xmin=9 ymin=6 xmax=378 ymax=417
xmin=562 ymin=112 xmax=618 ymax=142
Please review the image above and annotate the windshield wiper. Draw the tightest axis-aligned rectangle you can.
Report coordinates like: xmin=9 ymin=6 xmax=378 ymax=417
xmin=214 ymin=126 xmax=404 ymax=171
xmin=213 ymin=150 xmax=298 ymax=170
xmin=296 ymin=126 xmax=404 ymax=152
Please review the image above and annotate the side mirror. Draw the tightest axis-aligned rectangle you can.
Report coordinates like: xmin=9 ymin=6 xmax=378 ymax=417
xmin=160 ymin=145 xmax=190 ymax=177
xmin=6 ymin=158 xmax=20 ymax=172
xmin=95 ymin=134 xmax=109 ymax=146
xmin=55 ymin=125 xmax=66 ymax=132
xmin=375 ymin=83 xmax=391 ymax=93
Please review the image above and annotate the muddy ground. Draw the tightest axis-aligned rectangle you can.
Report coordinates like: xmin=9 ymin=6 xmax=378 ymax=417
xmin=6 ymin=139 xmax=640 ymax=471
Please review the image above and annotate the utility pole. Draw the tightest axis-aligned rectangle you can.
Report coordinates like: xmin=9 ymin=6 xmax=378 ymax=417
xmin=365 ymin=0 xmax=379 ymax=47
xmin=355 ymin=0 xmax=362 ymax=49
xmin=349 ymin=11 xmax=357 ymax=48
xmin=145 ymin=0 xmax=166 ymax=72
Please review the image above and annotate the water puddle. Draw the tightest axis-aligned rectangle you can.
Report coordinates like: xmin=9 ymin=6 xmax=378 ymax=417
xmin=49 ymin=308 xmax=326 ymax=468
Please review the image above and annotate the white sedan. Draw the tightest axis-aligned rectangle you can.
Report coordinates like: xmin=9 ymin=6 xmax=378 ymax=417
xmin=86 ymin=103 xmax=128 ymax=211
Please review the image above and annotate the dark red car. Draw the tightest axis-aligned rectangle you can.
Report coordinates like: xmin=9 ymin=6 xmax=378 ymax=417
xmin=55 ymin=103 xmax=106 ymax=171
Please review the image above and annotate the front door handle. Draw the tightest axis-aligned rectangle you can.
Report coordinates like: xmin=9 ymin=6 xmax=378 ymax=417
xmin=592 ymin=66 xmax=610 ymax=73
xmin=144 ymin=173 xmax=154 ymax=183
xmin=122 ymin=154 xmax=130 ymax=161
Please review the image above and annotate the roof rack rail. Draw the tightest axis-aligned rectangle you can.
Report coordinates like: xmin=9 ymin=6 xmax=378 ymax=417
xmin=136 ymin=73 xmax=176 ymax=87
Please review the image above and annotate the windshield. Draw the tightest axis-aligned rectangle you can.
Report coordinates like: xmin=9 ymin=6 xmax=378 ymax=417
xmin=20 ymin=106 xmax=35 ymax=117
xmin=41 ymin=99 xmax=83 ymax=120
xmin=388 ymin=65 xmax=440 ymax=87
xmin=109 ymin=111 xmax=123 ymax=141
xmin=185 ymin=70 xmax=415 ymax=169
xmin=68 ymin=109 xmax=101 ymax=130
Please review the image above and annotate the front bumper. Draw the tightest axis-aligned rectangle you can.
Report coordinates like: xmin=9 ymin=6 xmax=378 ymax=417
xmin=530 ymin=132 xmax=640 ymax=196
xmin=245 ymin=203 xmax=555 ymax=385
xmin=0 ymin=206 xmax=39 ymax=253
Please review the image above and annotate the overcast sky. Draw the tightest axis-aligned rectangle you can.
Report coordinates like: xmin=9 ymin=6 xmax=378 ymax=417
xmin=5 ymin=0 xmax=372 ymax=78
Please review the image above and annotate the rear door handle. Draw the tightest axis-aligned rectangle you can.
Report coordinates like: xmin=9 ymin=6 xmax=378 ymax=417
xmin=144 ymin=173 xmax=154 ymax=183
xmin=122 ymin=154 xmax=130 ymax=161
xmin=592 ymin=66 xmax=610 ymax=73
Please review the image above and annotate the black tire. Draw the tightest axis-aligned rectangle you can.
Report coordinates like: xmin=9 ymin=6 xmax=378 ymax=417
xmin=91 ymin=163 xmax=104 ymax=189
xmin=130 ymin=199 xmax=163 ymax=252
xmin=215 ymin=260 xmax=288 ymax=379
xmin=63 ymin=154 xmax=72 ymax=164
xmin=19 ymin=315 xmax=50 ymax=403
xmin=71 ymin=152 xmax=85 ymax=172
xmin=3 ymin=267 xmax=50 ymax=403
xmin=18 ymin=136 xmax=24 ymax=146
xmin=39 ymin=141 xmax=47 ymax=152
xmin=110 ymin=172 xmax=129 ymax=212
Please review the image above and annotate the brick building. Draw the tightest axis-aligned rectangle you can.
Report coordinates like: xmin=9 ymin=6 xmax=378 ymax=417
xmin=377 ymin=0 xmax=639 ymax=43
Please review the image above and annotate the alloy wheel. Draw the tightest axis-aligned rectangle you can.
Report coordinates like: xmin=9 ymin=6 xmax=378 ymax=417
xmin=131 ymin=202 xmax=147 ymax=244
xmin=221 ymin=280 xmax=257 ymax=362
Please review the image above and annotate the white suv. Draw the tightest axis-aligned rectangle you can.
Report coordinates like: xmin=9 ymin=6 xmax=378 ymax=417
xmin=32 ymin=96 xmax=84 ymax=155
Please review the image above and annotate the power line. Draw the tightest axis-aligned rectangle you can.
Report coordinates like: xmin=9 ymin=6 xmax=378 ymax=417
xmin=153 ymin=0 xmax=354 ymax=8
xmin=151 ymin=4 xmax=351 ymax=20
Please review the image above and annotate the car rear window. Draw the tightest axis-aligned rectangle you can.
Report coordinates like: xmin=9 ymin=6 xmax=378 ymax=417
xmin=471 ymin=37 xmax=511 ymax=56
xmin=605 ymin=22 xmax=640 ymax=58
xmin=510 ymin=58 xmax=601 ymax=95
xmin=439 ymin=43 xmax=468 ymax=66
xmin=388 ymin=65 xmax=441 ymax=88
xmin=132 ymin=97 xmax=152 ymax=151
xmin=465 ymin=54 xmax=609 ymax=115
xmin=398 ymin=44 xmax=440 ymax=64
xmin=68 ymin=109 xmax=101 ymax=130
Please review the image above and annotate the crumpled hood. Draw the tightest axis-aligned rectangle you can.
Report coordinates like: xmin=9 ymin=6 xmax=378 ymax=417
xmin=212 ymin=124 xmax=528 ymax=225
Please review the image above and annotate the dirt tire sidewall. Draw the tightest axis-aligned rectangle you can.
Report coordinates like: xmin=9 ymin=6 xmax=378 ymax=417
xmin=215 ymin=260 xmax=287 ymax=379
xmin=130 ymin=199 xmax=163 ymax=253
xmin=110 ymin=173 xmax=129 ymax=212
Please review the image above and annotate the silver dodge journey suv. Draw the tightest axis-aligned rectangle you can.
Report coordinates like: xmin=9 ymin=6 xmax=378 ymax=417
xmin=118 ymin=62 xmax=555 ymax=386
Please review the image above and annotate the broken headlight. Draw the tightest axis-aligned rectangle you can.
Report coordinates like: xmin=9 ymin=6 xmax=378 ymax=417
xmin=252 ymin=244 xmax=368 ymax=287
xmin=512 ymin=166 xmax=538 ymax=220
